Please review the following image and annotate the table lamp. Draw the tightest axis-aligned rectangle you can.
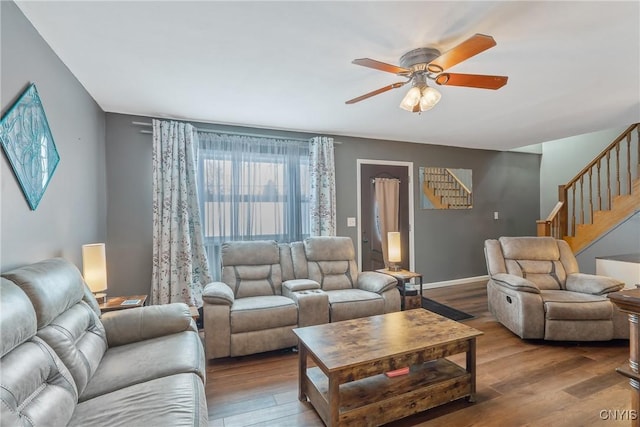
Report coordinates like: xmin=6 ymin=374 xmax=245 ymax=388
xmin=82 ymin=243 xmax=108 ymax=304
xmin=387 ymin=231 xmax=402 ymax=271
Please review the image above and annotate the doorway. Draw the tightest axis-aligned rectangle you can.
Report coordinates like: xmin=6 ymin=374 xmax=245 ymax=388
xmin=357 ymin=160 xmax=414 ymax=272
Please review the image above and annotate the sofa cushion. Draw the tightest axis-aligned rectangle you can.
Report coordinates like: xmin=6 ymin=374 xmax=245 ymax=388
xmin=3 ymin=258 xmax=87 ymax=329
xmin=37 ymin=302 xmax=109 ymax=394
xmin=220 ymin=240 xmax=284 ymax=297
xmin=290 ymin=241 xmax=309 ymax=279
xmin=70 ymin=373 xmax=207 ymax=427
xmin=304 ymin=236 xmax=356 ymax=261
xmin=504 ymin=259 xmax=565 ymax=290
xmin=0 ymin=279 xmax=78 ymax=426
xmin=3 ymin=258 xmax=108 ymax=395
xmin=309 ymin=260 xmax=357 ymax=291
xmin=230 ymin=296 xmax=298 ymax=333
xmin=1 ymin=278 xmax=37 ymax=357
xmin=484 ymin=239 xmax=507 ymax=275
xmin=222 ymin=240 xmax=280 ymax=266
xmin=80 ymin=330 xmax=205 ymax=401
xmin=100 ymin=303 xmax=196 ymax=347
xmin=279 ymin=243 xmax=295 ymax=281
xmin=499 ymin=236 xmax=560 ymax=261
xmin=223 ymin=264 xmax=282 ymax=298
xmin=326 ymin=289 xmax=385 ymax=322
xmin=541 ymin=290 xmax=612 ymax=320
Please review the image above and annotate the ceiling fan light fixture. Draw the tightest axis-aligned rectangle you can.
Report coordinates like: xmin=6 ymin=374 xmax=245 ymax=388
xmin=399 ymin=86 xmax=422 ymax=111
xmin=419 ymin=86 xmax=441 ymax=111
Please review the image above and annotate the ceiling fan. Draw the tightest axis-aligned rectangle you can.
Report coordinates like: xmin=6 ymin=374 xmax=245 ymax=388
xmin=345 ymin=34 xmax=508 ymax=113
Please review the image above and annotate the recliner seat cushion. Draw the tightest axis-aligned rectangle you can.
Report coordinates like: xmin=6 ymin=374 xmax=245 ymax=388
xmin=327 ymin=289 xmax=385 ymax=322
xmin=541 ymin=290 xmax=612 ymax=320
xmin=70 ymin=373 xmax=207 ymax=427
xmin=230 ymin=296 xmax=298 ymax=333
xmin=80 ymin=330 xmax=205 ymax=401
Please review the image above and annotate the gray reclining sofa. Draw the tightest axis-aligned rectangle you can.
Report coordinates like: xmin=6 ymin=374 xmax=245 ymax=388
xmin=202 ymin=236 xmax=401 ymax=360
xmin=1 ymin=258 xmax=207 ymax=426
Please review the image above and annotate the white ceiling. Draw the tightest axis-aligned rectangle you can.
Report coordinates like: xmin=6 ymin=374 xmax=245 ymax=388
xmin=15 ymin=1 xmax=640 ymax=151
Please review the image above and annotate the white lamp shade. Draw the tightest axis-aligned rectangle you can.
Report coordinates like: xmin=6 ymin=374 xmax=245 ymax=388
xmin=387 ymin=232 xmax=402 ymax=263
xmin=82 ymin=243 xmax=108 ymax=293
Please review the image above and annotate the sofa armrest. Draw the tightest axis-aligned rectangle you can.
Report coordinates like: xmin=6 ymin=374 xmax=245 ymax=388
xmin=566 ymin=273 xmax=624 ymax=295
xmin=101 ymin=303 xmax=195 ymax=347
xmin=491 ymin=273 xmax=541 ymax=294
xmin=202 ymin=282 xmax=234 ymax=305
xmin=357 ymin=271 xmax=398 ymax=294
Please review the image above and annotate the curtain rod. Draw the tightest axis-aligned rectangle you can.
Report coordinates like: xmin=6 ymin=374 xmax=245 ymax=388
xmin=131 ymin=121 xmax=338 ymax=144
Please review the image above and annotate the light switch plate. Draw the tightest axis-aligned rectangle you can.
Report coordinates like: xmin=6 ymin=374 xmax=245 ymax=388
xmin=347 ymin=217 xmax=356 ymax=227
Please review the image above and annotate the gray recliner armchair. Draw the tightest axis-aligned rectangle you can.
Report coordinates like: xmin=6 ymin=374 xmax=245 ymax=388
xmin=202 ymin=240 xmax=299 ymax=359
xmin=484 ymin=236 xmax=628 ymax=341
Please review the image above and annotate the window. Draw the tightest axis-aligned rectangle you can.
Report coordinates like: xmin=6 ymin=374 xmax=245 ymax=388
xmin=197 ymin=133 xmax=310 ymax=278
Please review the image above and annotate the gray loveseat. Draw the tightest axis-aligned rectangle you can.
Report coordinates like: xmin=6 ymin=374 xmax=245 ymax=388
xmin=202 ymin=236 xmax=401 ymax=360
xmin=484 ymin=236 xmax=628 ymax=341
xmin=1 ymin=258 xmax=207 ymax=426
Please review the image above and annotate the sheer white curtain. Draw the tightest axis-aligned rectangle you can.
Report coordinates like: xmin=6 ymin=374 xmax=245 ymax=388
xmin=151 ymin=119 xmax=211 ymax=307
xmin=309 ymin=136 xmax=336 ymax=236
xmin=197 ymin=133 xmax=310 ymax=279
xmin=374 ymin=178 xmax=400 ymax=267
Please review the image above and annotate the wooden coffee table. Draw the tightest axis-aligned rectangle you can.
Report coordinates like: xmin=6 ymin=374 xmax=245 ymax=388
xmin=293 ymin=309 xmax=483 ymax=426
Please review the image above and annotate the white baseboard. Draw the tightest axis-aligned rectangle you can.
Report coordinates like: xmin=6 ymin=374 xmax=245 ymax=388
xmin=423 ymin=275 xmax=489 ymax=289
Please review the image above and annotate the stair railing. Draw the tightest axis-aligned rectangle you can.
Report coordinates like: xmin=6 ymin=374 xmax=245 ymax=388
xmin=536 ymin=201 xmax=564 ymax=238
xmin=538 ymin=123 xmax=639 ymax=239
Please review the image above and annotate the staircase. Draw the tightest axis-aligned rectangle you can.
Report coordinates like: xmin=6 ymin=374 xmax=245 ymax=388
xmin=421 ymin=167 xmax=472 ymax=209
xmin=538 ymin=123 xmax=640 ymax=252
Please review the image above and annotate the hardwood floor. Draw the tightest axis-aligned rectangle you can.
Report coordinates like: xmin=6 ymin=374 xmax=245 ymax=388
xmin=205 ymin=282 xmax=633 ymax=426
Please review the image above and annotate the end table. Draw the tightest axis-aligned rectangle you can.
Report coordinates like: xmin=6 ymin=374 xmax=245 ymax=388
xmin=376 ymin=269 xmax=423 ymax=310
xmin=99 ymin=295 xmax=148 ymax=313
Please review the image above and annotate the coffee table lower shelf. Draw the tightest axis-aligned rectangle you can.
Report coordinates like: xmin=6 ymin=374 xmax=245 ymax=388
xmin=304 ymin=359 xmax=472 ymax=426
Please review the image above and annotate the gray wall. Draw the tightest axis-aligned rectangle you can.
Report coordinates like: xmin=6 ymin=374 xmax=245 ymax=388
xmin=105 ymin=114 xmax=154 ymax=297
xmin=1 ymin=1 xmax=106 ymax=271
xmin=539 ymin=125 xmax=628 ymax=218
xmin=334 ymin=136 xmax=540 ymax=282
xmin=105 ymin=113 xmax=540 ymax=291
xmin=576 ymin=212 xmax=640 ymax=274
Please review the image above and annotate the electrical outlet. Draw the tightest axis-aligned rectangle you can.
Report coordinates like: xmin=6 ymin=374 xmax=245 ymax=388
xmin=347 ymin=217 xmax=356 ymax=227
xmin=494 ymin=211 xmax=499 ymax=220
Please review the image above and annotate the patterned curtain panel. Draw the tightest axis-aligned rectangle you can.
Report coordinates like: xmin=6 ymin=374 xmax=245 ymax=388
xmin=151 ymin=119 xmax=211 ymax=307
xmin=309 ymin=136 xmax=336 ymax=236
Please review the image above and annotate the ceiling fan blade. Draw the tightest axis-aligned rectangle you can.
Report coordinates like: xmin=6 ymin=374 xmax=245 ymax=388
xmin=427 ymin=34 xmax=497 ymax=73
xmin=352 ymin=58 xmax=411 ymax=75
xmin=434 ymin=73 xmax=508 ymax=90
xmin=345 ymin=82 xmax=407 ymax=104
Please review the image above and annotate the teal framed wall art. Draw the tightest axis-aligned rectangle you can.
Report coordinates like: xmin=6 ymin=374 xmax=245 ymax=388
xmin=0 ymin=83 xmax=59 ymax=210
